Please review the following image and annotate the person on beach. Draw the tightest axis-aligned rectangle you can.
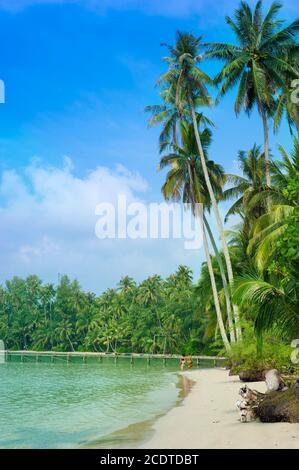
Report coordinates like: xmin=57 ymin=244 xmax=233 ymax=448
xmin=180 ymin=356 xmax=186 ymax=370
xmin=186 ymin=355 xmax=193 ymax=369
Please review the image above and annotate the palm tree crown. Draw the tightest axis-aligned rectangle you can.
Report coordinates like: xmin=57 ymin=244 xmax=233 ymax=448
xmin=206 ymin=0 xmax=299 ymax=186
xmin=223 ymin=144 xmax=267 ymax=221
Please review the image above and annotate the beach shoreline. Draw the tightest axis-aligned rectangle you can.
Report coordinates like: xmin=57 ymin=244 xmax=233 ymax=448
xmin=85 ymin=372 xmax=195 ymax=449
xmin=141 ymin=368 xmax=299 ymax=449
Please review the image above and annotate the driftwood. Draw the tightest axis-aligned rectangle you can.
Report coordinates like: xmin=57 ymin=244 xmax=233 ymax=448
xmin=236 ymin=384 xmax=264 ymax=422
xmin=236 ymin=369 xmax=299 ymax=423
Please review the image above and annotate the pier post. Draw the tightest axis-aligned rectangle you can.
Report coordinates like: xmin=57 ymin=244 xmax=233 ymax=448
xmin=130 ymin=355 xmax=134 ymax=365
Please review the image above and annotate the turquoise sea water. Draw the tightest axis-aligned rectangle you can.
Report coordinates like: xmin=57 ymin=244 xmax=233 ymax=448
xmin=0 ymin=357 xmax=180 ymax=449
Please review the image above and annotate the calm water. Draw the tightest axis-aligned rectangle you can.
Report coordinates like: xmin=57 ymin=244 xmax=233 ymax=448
xmin=0 ymin=357 xmax=180 ymax=449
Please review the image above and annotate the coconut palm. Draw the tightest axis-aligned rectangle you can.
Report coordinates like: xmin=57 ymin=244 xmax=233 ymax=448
xmin=223 ymin=144 xmax=267 ymax=222
xmin=117 ymin=276 xmax=136 ymax=294
xmin=158 ymin=31 xmax=242 ymax=340
xmin=206 ymin=0 xmax=299 ymax=187
xmin=145 ymin=87 xmax=214 ymax=153
xmin=233 ymin=271 xmax=299 ymax=344
xmin=160 ymin=121 xmax=236 ymax=342
xmin=247 ymin=140 xmax=299 ymax=270
xmin=159 ymin=121 xmax=232 ymax=350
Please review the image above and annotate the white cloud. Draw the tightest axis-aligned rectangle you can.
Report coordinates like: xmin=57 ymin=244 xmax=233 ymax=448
xmin=0 ymin=159 xmax=201 ymax=292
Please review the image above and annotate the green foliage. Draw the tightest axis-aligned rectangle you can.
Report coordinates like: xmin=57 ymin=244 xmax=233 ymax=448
xmin=228 ymin=336 xmax=296 ymax=374
xmin=0 ymin=267 xmax=218 ymax=355
xmin=206 ymin=0 xmax=299 ymax=116
xmin=273 ymin=206 xmax=299 ymax=276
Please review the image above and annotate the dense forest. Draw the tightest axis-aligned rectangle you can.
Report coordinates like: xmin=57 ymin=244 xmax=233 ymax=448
xmin=0 ymin=267 xmax=213 ymax=354
xmin=1 ymin=1 xmax=299 ymax=368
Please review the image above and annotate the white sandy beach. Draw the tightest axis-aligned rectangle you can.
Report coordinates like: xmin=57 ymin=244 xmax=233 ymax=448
xmin=142 ymin=368 xmax=299 ymax=449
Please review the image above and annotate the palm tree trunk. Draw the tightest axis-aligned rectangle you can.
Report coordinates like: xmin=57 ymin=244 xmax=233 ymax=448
xmin=203 ymin=214 xmax=236 ymax=343
xmin=66 ymin=332 xmax=75 ymax=352
xmin=188 ymin=165 xmax=233 ymax=346
xmin=189 ymin=95 xmax=242 ymax=341
xmin=259 ymin=103 xmax=271 ymax=187
xmin=202 ymin=227 xmax=231 ymax=353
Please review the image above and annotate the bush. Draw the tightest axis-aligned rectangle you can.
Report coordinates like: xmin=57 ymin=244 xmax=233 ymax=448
xmin=228 ymin=335 xmax=297 ymax=375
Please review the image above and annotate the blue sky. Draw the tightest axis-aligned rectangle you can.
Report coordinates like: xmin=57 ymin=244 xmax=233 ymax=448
xmin=0 ymin=0 xmax=297 ymax=292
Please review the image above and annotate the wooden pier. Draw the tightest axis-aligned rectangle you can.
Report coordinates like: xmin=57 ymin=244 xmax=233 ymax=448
xmin=7 ymin=350 xmax=226 ymax=366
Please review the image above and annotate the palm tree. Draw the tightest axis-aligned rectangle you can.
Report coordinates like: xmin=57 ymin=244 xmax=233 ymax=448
xmin=223 ymin=144 xmax=267 ymax=221
xmin=233 ymin=271 xmax=299 ymax=346
xmin=137 ymin=276 xmax=164 ymax=330
xmin=175 ymin=265 xmax=193 ymax=286
xmin=159 ymin=121 xmax=231 ymax=351
xmin=159 ymin=31 xmax=242 ymax=340
xmin=206 ymin=0 xmax=299 ymax=187
xmin=248 ymin=139 xmax=299 ymax=269
xmin=145 ymin=87 xmax=214 ymax=153
xmin=117 ymin=276 xmax=136 ymax=294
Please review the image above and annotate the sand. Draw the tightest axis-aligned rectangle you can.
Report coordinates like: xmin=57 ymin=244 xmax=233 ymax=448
xmin=141 ymin=368 xmax=299 ymax=449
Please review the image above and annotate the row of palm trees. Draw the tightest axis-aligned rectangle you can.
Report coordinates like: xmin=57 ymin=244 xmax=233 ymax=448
xmin=146 ymin=0 xmax=299 ymax=352
xmin=1 ymin=269 xmax=207 ymax=354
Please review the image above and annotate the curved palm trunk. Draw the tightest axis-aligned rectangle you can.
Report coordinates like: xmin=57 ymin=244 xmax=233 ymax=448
xmin=259 ymin=103 xmax=271 ymax=187
xmin=189 ymin=95 xmax=242 ymax=341
xmin=66 ymin=332 xmax=75 ymax=352
xmin=202 ymin=227 xmax=231 ymax=353
xmin=188 ymin=169 xmax=231 ymax=351
xmin=203 ymin=214 xmax=236 ymax=343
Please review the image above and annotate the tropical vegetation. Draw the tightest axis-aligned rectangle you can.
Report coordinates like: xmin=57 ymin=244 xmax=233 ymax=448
xmin=1 ymin=1 xmax=298 ymax=369
xmin=0 ymin=268 xmax=215 ymax=354
xmin=146 ymin=0 xmax=299 ymax=367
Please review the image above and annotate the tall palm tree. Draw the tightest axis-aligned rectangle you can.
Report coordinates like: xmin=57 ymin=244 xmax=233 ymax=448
xmin=159 ymin=31 xmax=242 ymax=340
xmin=145 ymin=87 xmax=214 ymax=153
xmin=160 ymin=121 xmax=232 ymax=351
xmin=206 ymin=0 xmax=299 ymax=187
xmin=248 ymin=139 xmax=299 ymax=269
xmin=223 ymin=144 xmax=267 ymax=221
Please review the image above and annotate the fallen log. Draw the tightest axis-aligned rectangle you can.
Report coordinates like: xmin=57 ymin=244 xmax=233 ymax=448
xmin=257 ymin=380 xmax=299 ymax=423
xmin=238 ymin=369 xmax=265 ymax=382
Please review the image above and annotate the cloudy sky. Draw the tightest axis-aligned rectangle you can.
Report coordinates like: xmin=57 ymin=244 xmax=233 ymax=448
xmin=0 ymin=0 xmax=296 ymax=292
